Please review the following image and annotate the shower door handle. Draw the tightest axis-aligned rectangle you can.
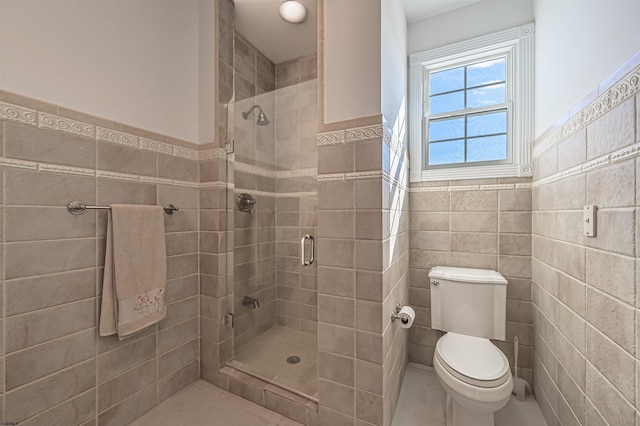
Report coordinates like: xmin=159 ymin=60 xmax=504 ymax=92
xmin=301 ymin=234 xmax=314 ymax=266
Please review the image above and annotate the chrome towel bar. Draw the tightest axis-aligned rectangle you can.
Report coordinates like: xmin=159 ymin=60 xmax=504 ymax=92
xmin=67 ymin=200 xmax=179 ymax=215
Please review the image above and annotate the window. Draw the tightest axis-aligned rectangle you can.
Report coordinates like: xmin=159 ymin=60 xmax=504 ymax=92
xmin=409 ymin=24 xmax=534 ymax=182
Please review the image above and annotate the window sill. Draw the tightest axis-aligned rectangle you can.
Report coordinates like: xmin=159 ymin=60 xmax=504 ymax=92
xmin=409 ymin=162 xmax=533 ymax=182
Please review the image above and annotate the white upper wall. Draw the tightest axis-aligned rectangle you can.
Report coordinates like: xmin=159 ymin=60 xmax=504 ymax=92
xmin=534 ymin=0 xmax=640 ymax=136
xmin=0 ymin=0 xmax=214 ymax=144
xmin=323 ymin=0 xmax=381 ymax=123
xmin=198 ymin=0 xmax=216 ymax=145
xmin=407 ymin=0 xmax=534 ymax=54
xmin=381 ymin=0 xmax=408 ymax=131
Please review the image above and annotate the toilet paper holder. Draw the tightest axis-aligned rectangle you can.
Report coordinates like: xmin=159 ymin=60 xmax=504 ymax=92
xmin=390 ymin=303 xmax=409 ymax=324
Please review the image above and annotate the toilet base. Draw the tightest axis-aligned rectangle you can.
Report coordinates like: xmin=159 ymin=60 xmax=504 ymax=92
xmin=446 ymin=394 xmax=494 ymax=426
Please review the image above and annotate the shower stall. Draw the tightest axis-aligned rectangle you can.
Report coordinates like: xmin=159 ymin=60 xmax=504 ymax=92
xmin=218 ymin=0 xmax=319 ymax=399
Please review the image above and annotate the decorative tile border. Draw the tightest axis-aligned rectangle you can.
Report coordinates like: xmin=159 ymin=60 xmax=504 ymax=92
xmin=96 ymin=170 xmax=140 ymax=181
xmin=199 ymin=148 xmax=227 ymax=160
xmin=174 ymin=146 xmax=199 ymax=160
xmin=232 ymin=187 xmax=317 ymax=198
xmin=140 ymin=176 xmax=174 ymax=185
xmin=39 ymin=163 xmax=94 ymax=177
xmin=346 ymin=125 xmax=384 ymax=142
xmin=234 ymin=161 xmax=317 ymax=181
xmin=317 ymin=130 xmax=345 ymax=146
xmin=0 ymin=98 xmax=218 ymax=161
xmin=534 ymin=64 xmax=640 ymax=158
xmin=345 ymin=170 xmax=383 ymax=180
xmin=0 ymin=157 xmax=38 ymax=170
xmin=409 ymin=182 xmax=532 ymax=193
xmin=318 ymin=169 xmax=409 ymax=191
xmin=0 ymin=101 xmax=37 ymax=125
xmin=199 ymin=181 xmax=230 ymax=189
xmin=317 ymin=124 xmax=385 ymax=146
xmin=97 ymin=127 xmax=139 ymax=148
xmin=531 ymin=142 xmax=640 ymax=188
xmin=0 ymin=156 xmax=202 ymax=188
xmin=39 ymin=113 xmax=95 ymax=138
xmin=140 ymin=137 xmax=174 ymax=155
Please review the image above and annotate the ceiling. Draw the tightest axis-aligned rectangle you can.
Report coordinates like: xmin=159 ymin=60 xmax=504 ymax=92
xmin=234 ymin=0 xmax=318 ymax=64
xmin=234 ymin=0 xmax=482 ymax=64
xmin=401 ymin=0 xmax=484 ymax=23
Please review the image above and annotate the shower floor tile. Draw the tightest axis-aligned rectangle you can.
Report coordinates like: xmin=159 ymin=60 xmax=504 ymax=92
xmin=230 ymin=326 xmax=318 ymax=399
xmin=129 ymin=380 xmax=303 ymax=426
xmin=391 ymin=363 xmax=547 ymax=426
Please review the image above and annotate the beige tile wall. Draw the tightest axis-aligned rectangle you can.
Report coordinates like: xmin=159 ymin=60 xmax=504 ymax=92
xmin=274 ymin=77 xmax=318 ymax=335
xmin=0 ymin=91 xmax=202 ymax=426
xmin=316 ymin=122 xmax=409 ymax=426
xmin=531 ymin=62 xmax=640 ymax=425
xmin=381 ymin=131 xmax=410 ymax=426
xmin=408 ymin=179 xmax=533 ymax=384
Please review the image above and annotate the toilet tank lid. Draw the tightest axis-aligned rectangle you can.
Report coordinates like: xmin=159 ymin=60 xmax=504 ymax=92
xmin=429 ymin=266 xmax=507 ymax=284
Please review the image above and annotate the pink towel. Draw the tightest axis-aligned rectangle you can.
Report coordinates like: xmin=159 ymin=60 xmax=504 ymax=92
xmin=100 ymin=204 xmax=167 ymax=340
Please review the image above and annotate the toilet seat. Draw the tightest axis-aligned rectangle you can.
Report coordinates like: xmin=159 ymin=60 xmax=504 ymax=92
xmin=435 ymin=333 xmax=510 ymax=388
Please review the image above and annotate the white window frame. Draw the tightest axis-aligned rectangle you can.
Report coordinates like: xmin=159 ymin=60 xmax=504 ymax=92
xmin=409 ymin=23 xmax=534 ymax=182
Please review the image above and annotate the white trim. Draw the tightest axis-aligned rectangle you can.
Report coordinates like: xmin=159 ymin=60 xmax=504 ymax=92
xmin=409 ymin=23 xmax=534 ymax=182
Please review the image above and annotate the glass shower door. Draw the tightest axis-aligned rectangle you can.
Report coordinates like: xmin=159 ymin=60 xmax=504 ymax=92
xmin=225 ymin=75 xmax=319 ymax=399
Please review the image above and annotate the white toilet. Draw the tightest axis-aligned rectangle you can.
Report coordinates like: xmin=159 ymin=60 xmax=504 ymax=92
xmin=429 ymin=266 xmax=513 ymax=426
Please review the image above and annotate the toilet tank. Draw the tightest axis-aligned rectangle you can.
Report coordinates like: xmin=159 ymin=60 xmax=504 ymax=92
xmin=429 ymin=266 xmax=508 ymax=341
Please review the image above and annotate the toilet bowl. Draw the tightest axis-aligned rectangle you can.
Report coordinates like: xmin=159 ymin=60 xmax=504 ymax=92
xmin=433 ymin=332 xmax=513 ymax=426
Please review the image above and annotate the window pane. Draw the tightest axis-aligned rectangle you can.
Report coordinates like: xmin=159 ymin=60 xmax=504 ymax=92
xmin=429 ymin=140 xmax=465 ymax=165
xmin=467 ymin=83 xmax=505 ymax=108
xmin=467 ymin=135 xmax=507 ymax=162
xmin=428 ymin=117 xmax=465 ymax=142
xmin=467 ymin=58 xmax=505 ymax=88
xmin=430 ymin=91 xmax=464 ymax=114
xmin=430 ymin=67 xmax=464 ymax=95
xmin=467 ymin=110 xmax=507 ymax=137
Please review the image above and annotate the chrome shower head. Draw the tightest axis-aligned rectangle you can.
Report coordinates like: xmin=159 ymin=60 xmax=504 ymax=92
xmin=242 ymin=104 xmax=270 ymax=126
xmin=256 ymin=110 xmax=270 ymax=126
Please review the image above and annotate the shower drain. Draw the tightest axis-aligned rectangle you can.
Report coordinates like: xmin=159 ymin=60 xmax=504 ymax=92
xmin=286 ymin=355 xmax=301 ymax=364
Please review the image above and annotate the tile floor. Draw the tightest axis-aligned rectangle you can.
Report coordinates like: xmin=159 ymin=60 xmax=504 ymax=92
xmin=130 ymin=363 xmax=546 ymax=426
xmin=230 ymin=326 xmax=318 ymax=399
xmin=129 ymin=380 xmax=304 ymax=426
xmin=391 ymin=363 xmax=547 ymax=426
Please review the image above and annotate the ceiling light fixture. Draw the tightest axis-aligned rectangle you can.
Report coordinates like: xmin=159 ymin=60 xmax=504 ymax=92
xmin=279 ymin=0 xmax=307 ymax=24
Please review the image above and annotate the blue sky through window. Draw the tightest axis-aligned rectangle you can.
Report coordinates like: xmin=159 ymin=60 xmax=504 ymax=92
xmin=427 ymin=57 xmax=508 ymax=166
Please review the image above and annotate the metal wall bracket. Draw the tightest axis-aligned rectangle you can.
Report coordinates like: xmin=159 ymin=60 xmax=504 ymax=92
xmin=224 ymin=313 xmax=235 ymax=328
xmin=225 ymin=139 xmax=235 ymax=154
